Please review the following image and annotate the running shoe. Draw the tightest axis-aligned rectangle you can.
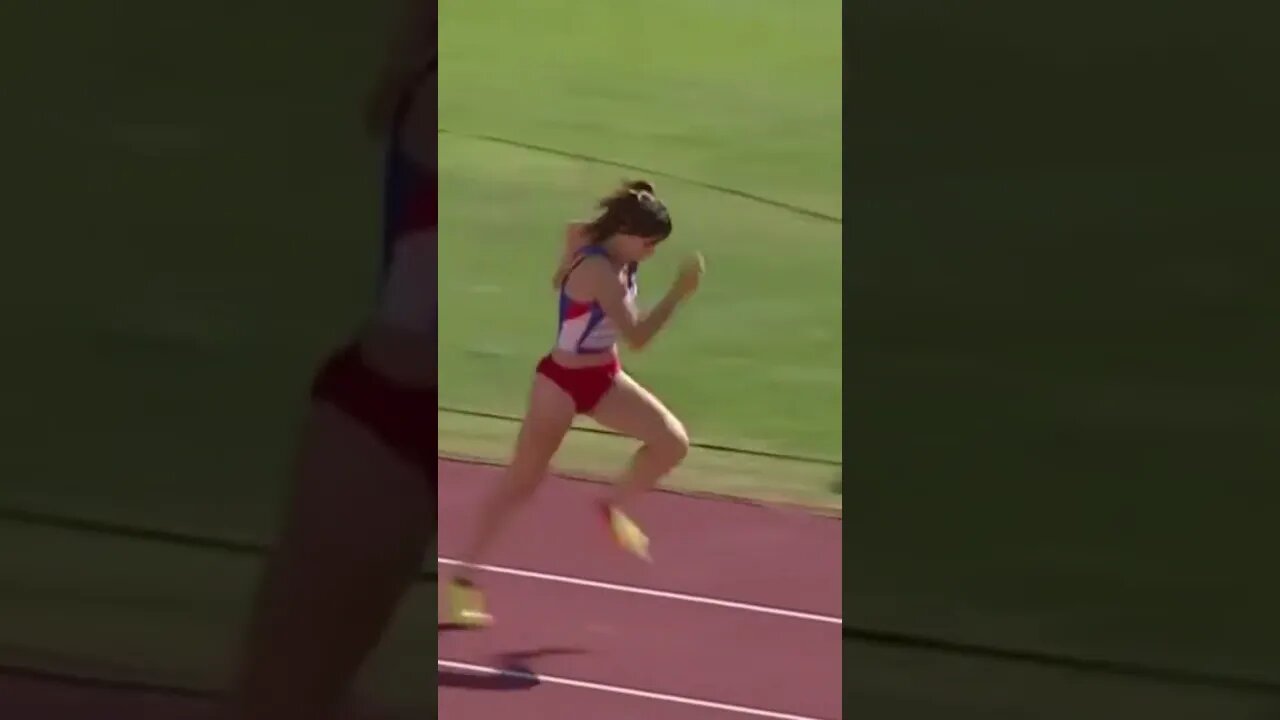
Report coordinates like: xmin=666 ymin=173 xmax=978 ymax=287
xmin=447 ymin=577 xmax=493 ymax=628
xmin=601 ymin=502 xmax=651 ymax=561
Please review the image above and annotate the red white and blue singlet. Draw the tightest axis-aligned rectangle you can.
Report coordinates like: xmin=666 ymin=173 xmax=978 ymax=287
xmin=556 ymin=245 xmax=638 ymax=354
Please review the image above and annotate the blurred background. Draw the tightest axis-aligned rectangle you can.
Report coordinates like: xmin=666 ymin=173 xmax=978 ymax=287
xmin=847 ymin=1 xmax=1279 ymax=716
xmin=0 ymin=0 xmax=435 ymax=715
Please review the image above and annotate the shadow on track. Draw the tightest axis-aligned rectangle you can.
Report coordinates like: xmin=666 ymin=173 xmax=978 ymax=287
xmin=437 ymin=630 xmax=586 ymax=692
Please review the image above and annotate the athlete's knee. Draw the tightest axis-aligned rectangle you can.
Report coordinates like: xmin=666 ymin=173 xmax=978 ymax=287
xmin=670 ymin=425 xmax=690 ymax=463
xmin=652 ymin=419 xmax=689 ymax=464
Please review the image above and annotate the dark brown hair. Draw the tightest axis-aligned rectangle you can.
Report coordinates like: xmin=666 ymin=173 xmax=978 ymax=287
xmin=584 ymin=180 xmax=673 ymax=244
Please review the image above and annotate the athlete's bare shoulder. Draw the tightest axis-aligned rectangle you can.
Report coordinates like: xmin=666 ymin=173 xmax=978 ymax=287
xmin=576 ymin=254 xmax=624 ymax=293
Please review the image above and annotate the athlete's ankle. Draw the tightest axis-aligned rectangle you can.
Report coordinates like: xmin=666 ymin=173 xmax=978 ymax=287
xmin=605 ymin=488 xmax=639 ymax=509
xmin=453 ymin=568 xmax=477 ymax=586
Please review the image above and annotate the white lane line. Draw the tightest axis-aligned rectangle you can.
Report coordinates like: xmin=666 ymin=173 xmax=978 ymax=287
xmin=438 ymin=659 xmax=833 ymax=720
xmin=436 ymin=557 xmax=841 ymax=625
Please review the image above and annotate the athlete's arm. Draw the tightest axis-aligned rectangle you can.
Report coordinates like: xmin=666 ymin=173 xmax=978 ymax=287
xmin=582 ymin=259 xmax=688 ymax=351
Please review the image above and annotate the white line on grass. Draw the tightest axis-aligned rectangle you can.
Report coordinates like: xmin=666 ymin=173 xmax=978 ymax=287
xmin=438 ymin=659 xmax=833 ymax=720
xmin=436 ymin=557 xmax=841 ymax=625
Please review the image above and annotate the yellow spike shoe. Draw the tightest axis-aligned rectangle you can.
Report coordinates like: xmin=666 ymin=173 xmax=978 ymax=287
xmin=602 ymin=503 xmax=651 ymax=562
xmin=448 ymin=578 xmax=493 ymax=628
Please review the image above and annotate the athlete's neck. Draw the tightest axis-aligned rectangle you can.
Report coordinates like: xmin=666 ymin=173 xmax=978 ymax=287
xmin=596 ymin=239 xmax=629 ymax=269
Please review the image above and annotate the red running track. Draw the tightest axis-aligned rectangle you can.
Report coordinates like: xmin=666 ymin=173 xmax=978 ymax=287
xmin=438 ymin=458 xmax=843 ymax=719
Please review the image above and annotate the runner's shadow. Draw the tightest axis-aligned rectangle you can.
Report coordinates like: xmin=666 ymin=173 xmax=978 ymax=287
xmin=438 ymin=647 xmax=586 ymax=692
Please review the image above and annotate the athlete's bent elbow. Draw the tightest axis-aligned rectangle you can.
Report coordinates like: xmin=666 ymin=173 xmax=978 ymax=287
xmin=623 ymin=333 xmax=650 ymax=351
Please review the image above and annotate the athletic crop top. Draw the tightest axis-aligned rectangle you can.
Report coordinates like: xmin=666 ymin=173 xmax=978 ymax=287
xmin=556 ymin=245 xmax=638 ymax=354
xmin=376 ymin=55 xmax=436 ymax=334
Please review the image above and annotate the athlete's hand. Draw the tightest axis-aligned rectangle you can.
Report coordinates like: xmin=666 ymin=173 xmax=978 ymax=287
xmin=672 ymin=252 xmax=705 ymax=300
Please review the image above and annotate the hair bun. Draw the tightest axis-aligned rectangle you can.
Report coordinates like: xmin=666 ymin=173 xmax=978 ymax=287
xmin=586 ymin=179 xmax=673 ymax=243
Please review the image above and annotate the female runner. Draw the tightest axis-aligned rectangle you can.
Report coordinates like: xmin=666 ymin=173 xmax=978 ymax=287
xmin=447 ymin=180 xmax=704 ymax=626
xmin=223 ymin=2 xmax=436 ymax=717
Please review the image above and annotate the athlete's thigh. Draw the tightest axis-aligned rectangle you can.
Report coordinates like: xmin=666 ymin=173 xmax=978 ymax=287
xmin=588 ymin=371 xmax=685 ymax=445
xmin=508 ymin=373 xmax=576 ymax=475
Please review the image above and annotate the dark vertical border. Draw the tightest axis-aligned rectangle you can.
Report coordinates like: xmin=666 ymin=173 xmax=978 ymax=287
xmin=845 ymin=0 xmax=1278 ymax=713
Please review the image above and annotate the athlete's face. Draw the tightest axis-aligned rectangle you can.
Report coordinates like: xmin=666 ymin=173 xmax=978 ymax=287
xmin=614 ymin=233 xmax=663 ymax=263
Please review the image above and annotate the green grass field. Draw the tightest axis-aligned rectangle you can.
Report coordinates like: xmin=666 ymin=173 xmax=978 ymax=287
xmin=435 ymin=0 xmax=844 ymax=505
xmin=437 ymin=0 xmax=843 ymax=475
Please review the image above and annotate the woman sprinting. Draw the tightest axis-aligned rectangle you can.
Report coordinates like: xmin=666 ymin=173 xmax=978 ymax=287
xmin=447 ymin=180 xmax=704 ymax=627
